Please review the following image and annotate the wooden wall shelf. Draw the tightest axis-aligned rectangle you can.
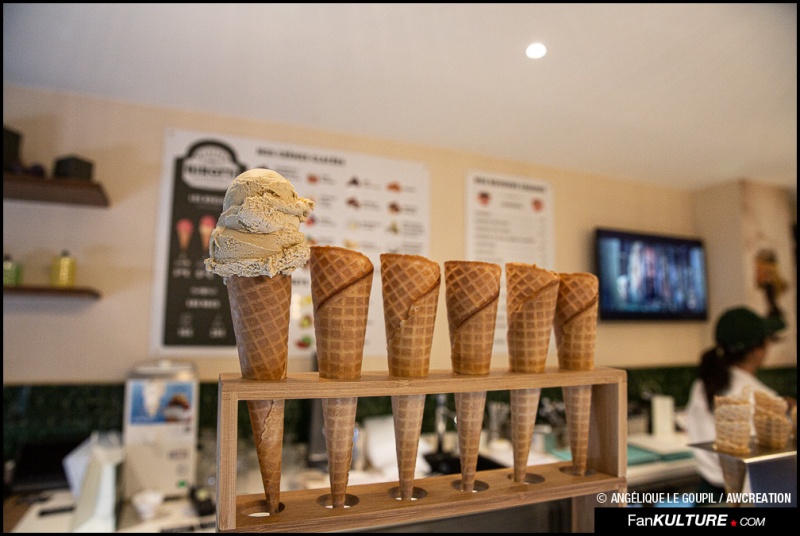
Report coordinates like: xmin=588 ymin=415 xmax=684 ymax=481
xmin=3 ymin=173 xmax=109 ymax=206
xmin=217 ymin=367 xmax=628 ymax=533
xmin=3 ymin=284 xmax=101 ymax=299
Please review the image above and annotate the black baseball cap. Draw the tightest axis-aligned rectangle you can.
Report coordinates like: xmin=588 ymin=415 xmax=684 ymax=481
xmin=715 ymin=306 xmax=786 ymax=352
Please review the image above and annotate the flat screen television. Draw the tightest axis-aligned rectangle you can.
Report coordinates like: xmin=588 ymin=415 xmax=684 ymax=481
xmin=594 ymin=228 xmax=708 ymax=321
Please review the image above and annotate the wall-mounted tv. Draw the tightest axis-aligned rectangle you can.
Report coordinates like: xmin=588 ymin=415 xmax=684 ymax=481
xmin=595 ymin=228 xmax=708 ymax=321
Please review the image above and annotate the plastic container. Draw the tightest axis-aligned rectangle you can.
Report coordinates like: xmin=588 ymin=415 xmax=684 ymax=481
xmin=50 ymin=250 xmax=76 ymax=287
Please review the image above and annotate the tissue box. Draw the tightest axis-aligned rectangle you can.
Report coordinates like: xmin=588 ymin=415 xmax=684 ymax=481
xmin=54 ymin=155 xmax=94 ymax=181
xmin=3 ymin=127 xmax=21 ymax=172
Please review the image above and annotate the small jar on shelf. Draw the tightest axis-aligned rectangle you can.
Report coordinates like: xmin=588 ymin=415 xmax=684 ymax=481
xmin=50 ymin=250 xmax=76 ymax=287
xmin=3 ymin=254 xmax=22 ymax=286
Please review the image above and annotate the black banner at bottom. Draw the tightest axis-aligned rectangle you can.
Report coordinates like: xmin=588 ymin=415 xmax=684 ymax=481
xmin=596 ymin=507 xmax=798 ymax=531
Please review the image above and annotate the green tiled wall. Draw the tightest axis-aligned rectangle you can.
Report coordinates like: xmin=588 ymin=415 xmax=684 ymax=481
xmin=4 ymin=366 xmax=795 ymax=463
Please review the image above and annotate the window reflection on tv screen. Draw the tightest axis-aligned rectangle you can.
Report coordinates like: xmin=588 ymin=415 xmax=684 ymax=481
xmin=595 ymin=228 xmax=708 ymax=321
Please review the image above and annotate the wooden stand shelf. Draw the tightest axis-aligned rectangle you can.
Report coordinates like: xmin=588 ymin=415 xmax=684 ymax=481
xmin=217 ymin=368 xmax=628 ymax=533
xmin=3 ymin=173 xmax=109 ymax=206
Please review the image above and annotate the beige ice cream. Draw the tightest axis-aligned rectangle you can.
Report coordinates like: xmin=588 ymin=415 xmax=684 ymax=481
xmin=205 ymin=168 xmax=314 ymax=278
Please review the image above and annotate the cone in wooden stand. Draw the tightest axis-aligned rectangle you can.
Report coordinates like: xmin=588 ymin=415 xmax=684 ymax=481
xmin=226 ymin=274 xmax=292 ymax=515
xmin=321 ymin=397 xmax=359 ymax=507
xmin=509 ymin=388 xmax=540 ymax=482
xmin=505 ymin=263 xmax=559 ymax=482
xmin=553 ymin=272 xmax=598 ymax=476
xmin=444 ymin=261 xmax=501 ymax=492
xmin=381 ymin=253 xmax=440 ymax=500
xmin=245 ymin=399 xmax=285 ymax=513
xmin=310 ymin=246 xmax=373 ymax=507
xmin=391 ymin=394 xmax=427 ymax=499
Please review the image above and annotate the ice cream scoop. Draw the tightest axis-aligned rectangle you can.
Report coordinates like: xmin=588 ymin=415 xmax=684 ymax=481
xmin=205 ymin=168 xmax=314 ymax=278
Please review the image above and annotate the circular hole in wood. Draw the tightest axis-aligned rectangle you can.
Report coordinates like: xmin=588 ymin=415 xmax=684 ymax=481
xmin=507 ymin=472 xmax=546 ymax=484
xmin=316 ymin=493 xmax=360 ymax=508
xmin=387 ymin=486 xmax=428 ymax=501
xmin=450 ymin=479 xmax=489 ymax=492
xmin=559 ymin=466 xmax=596 ymax=477
xmin=242 ymin=501 xmax=285 ymax=517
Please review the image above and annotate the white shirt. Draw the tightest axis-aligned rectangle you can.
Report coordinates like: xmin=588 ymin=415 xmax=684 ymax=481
xmin=685 ymin=366 xmax=776 ymax=487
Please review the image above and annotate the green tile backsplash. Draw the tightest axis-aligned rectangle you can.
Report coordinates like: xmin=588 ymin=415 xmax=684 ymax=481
xmin=4 ymin=366 xmax=795 ymax=463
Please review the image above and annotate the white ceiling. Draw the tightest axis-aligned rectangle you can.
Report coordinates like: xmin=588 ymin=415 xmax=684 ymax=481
xmin=3 ymin=3 xmax=797 ymax=196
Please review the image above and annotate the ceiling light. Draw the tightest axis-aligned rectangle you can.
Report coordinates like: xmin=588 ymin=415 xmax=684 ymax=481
xmin=525 ymin=42 xmax=547 ymax=59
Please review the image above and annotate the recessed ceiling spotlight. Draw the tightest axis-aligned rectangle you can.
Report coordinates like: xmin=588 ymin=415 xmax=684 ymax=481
xmin=526 ymin=42 xmax=547 ymax=59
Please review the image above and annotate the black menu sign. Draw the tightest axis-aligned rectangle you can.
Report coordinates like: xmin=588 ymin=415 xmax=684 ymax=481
xmin=152 ymin=128 xmax=430 ymax=358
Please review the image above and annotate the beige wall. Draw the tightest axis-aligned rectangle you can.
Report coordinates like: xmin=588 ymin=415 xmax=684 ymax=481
xmin=3 ymin=84 xmax=792 ymax=384
xmin=693 ymin=180 xmax=797 ymax=366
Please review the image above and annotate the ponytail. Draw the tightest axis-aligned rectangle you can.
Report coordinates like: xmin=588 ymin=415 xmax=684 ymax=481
xmin=698 ymin=345 xmax=749 ymax=409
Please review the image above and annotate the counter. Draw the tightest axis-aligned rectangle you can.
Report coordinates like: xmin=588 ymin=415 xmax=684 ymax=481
xmin=4 ymin=433 xmax=700 ymax=533
xmin=4 ymin=490 xmax=216 ymax=533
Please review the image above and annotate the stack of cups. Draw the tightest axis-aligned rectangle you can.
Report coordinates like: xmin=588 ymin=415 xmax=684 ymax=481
xmin=753 ymin=390 xmax=790 ymax=449
xmin=713 ymin=388 xmax=751 ymax=495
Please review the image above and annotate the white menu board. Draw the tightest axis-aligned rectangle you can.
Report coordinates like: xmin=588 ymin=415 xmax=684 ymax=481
xmin=151 ymin=128 xmax=430 ymax=361
xmin=465 ymin=171 xmax=554 ymax=355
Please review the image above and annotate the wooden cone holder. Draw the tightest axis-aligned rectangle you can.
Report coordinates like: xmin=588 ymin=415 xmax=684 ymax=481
xmin=217 ymin=367 xmax=627 ymax=532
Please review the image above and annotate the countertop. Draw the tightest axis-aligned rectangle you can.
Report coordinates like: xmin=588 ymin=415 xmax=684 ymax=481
xmin=4 ymin=490 xmax=216 ymax=533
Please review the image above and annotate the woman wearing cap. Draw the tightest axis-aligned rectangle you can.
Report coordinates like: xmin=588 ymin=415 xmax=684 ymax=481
xmin=685 ymin=306 xmax=787 ymax=502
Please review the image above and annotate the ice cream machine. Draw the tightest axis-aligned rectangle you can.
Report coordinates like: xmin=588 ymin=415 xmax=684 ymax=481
xmin=122 ymin=359 xmax=198 ymax=500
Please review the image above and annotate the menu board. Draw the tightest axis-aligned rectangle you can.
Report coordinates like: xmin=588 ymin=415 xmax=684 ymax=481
xmin=465 ymin=171 xmax=555 ymax=355
xmin=151 ymin=128 xmax=430 ymax=360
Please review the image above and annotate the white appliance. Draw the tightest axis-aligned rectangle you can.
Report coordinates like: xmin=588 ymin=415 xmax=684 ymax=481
xmin=122 ymin=359 xmax=198 ymax=500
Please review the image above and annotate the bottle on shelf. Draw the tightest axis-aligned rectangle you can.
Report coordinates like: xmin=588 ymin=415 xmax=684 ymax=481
xmin=3 ymin=254 xmax=22 ymax=286
xmin=50 ymin=250 xmax=76 ymax=287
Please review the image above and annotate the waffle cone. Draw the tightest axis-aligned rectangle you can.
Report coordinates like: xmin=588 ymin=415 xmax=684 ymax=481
xmin=754 ymin=412 xmax=790 ymax=449
xmin=506 ymin=263 xmax=559 ymax=373
xmin=554 ymin=273 xmax=598 ymax=371
xmin=715 ymin=388 xmax=750 ymax=408
xmin=227 ymin=275 xmax=291 ymax=381
xmin=226 ymin=274 xmax=291 ymax=511
xmin=714 ymin=420 xmax=751 ymax=454
xmin=380 ymin=253 xmax=441 ymax=377
xmin=391 ymin=394 xmax=426 ymax=500
xmin=715 ymin=403 xmax=750 ymax=422
xmin=720 ymin=455 xmax=747 ymax=495
xmin=454 ymin=391 xmax=487 ymax=492
xmin=322 ymin=397 xmax=358 ymax=508
xmin=510 ymin=388 xmax=541 ymax=482
xmin=310 ymin=246 xmax=374 ymax=380
xmin=563 ymin=385 xmax=592 ymax=476
xmin=444 ymin=261 xmax=501 ymax=375
xmin=754 ymin=390 xmax=788 ymax=416
xmin=247 ymin=399 xmax=285 ymax=514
